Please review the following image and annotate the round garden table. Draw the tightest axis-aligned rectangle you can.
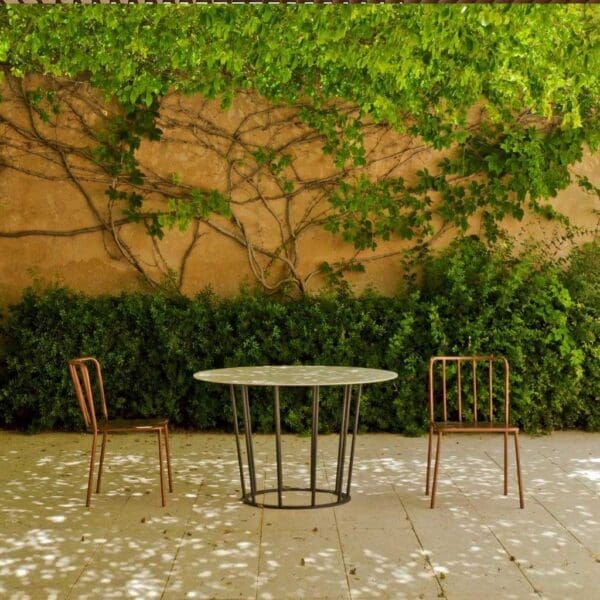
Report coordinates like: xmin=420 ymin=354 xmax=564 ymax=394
xmin=193 ymin=365 xmax=398 ymax=509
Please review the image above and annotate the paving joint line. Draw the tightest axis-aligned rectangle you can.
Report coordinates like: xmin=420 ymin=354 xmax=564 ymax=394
xmin=536 ymin=449 xmax=600 ymax=499
xmin=65 ymin=493 xmax=132 ymax=599
xmin=391 ymin=484 xmax=447 ymax=599
xmin=64 ymin=539 xmax=105 ymax=599
xmin=432 ymin=448 xmax=539 ymax=597
xmin=450 ymin=478 xmax=543 ymax=598
xmin=254 ymin=469 xmax=266 ymax=600
xmin=324 ymin=450 xmax=353 ymax=600
xmin=160 ymin=479 xmax=204 ymax=600
xmin=332 ymin=503 xmax=353 ymax=600
xmin=530 ymin=493 xmax=598 ymax=561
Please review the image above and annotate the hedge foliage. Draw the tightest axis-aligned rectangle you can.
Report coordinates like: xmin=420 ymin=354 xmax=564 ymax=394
xmin=0 ymin=237 xmax=598 ymax=434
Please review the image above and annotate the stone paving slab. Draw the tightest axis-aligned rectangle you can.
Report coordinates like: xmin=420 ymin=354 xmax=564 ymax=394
xmin=0 ymin=431 xmax=599 ymax=599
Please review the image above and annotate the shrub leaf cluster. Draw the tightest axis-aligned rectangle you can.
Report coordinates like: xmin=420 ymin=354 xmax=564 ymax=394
xmin=0 ymin=238 xmax=598 ymax=434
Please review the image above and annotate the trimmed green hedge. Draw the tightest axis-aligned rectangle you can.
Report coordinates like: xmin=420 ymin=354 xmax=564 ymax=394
xmin=0 ymin=237 xmax=598 ymax=434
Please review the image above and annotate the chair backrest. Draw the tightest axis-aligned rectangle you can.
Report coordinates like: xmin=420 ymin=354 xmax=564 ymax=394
xmin=68 ymin=357 xmax=108 ymax=433
xmin=428 ymin=355 xmax=510 ymax=425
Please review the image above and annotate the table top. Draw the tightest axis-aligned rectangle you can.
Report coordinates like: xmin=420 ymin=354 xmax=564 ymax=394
xmin=193 ymin=365 xmax=398 ymax=387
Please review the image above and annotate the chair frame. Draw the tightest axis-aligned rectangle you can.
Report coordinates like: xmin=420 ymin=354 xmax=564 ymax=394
xmin=425 ymin=355 xmax=524 ymax=509
xmin=68 ymin=357 xmax=173 ymax=507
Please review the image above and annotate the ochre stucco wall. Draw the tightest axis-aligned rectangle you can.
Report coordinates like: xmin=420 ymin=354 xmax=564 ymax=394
xmin=0 ymin=80 xmax=598 ymax=307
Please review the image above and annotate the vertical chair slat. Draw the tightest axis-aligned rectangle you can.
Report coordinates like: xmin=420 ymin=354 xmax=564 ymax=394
xmin=69 ymin=363 xmax=91 ymax=429
xmin=442 ymin=359 xmax=447 ymax=422
xmin=472 ymin=359 xmax=478 ymax=423
xmin=504 ymin=357 xmax=510 ymax=426
xmin=428 ymin=359 xmax=435 ymax=424
xmin=489 ymin=360 xmax=493 ymax=423
xmin=80 ymin=363 xmax=98 ymax=433
xmin=457 ymin=360 xmax=462 ymax=423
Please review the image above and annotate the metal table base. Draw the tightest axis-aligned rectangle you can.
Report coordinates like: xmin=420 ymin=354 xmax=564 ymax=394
xmin=194 ymin=366 xmax=397 ymax=509
xmin=230 ymin=383 xmax=362 ymax=509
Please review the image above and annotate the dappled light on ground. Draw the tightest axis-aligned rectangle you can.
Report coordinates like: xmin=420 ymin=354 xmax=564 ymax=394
xmin=0 ymin=432 xmax=598 ymax=598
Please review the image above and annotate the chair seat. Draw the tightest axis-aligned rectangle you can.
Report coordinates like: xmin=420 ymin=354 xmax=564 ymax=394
xmin=99 ymin=417 xmax=169 ymax=432
xmin=432 ymin=420 xmax=519 ymax=433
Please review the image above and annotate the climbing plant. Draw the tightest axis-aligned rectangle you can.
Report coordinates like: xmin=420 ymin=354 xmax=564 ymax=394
xmin=0 ymin=5 xmax=598 ymax=294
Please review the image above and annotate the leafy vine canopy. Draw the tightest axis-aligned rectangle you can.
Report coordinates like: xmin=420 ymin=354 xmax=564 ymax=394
xmin=0 ymin=5 xmax=598 ymax=295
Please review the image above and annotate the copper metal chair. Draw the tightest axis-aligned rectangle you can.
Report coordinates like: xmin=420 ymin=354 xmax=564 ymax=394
xmin=68 ymin=357 xmax=173 ymax=507
xmin=425 ymin=355 xmax=524 ymax=509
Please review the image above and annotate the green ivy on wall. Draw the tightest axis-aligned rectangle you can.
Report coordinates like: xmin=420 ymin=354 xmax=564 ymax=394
xmin=0 ymin=6 xmax=598 ymax=294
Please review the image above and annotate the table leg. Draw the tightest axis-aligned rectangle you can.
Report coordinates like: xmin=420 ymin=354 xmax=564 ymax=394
xmin=230 ymin=385 xmax=247 ymax=500
xmin=310 ymin=385 xmax=320 ymax=506
xmin=345 ymin=384 xmax=362 ymax=497
xmin=274 ymin=386 xmax=283 ymax=507
xmin=335 ymin=384 xmax=352 ymax=501
xmin=241 ymin=385 xmax=257 ymax=504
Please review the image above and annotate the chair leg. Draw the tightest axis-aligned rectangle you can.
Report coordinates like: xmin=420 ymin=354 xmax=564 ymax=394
xmin=503 ymin=431 xmax=508 ymax=496
xmin=86 ymin=434 xmax=97 ymax=508
xmin=514 ymin=431 xmax=525 ymax=509
xmin=425 ymin=426 xmax=433 ymax=496
xmin=96 ymin=432 xmax=107 ymax=494
xmin=164 ymin=424 xmax=174 ymax=493
xmin=157 ymin=429 xmax=166 ymax=507
xmin=430 ymin=431 xmax=443 ymax=509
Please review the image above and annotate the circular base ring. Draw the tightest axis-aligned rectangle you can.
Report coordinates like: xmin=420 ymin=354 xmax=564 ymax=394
xmin=242 ymin=486 xmax=351 ymax=509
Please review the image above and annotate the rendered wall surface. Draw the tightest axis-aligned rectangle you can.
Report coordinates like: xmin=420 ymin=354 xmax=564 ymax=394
xmin=1 ymin=80 xmax=598 ymax=306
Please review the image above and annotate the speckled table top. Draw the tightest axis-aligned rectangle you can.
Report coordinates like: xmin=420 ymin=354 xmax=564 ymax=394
xmin=193 ymin=365 xmax=398 ymax=386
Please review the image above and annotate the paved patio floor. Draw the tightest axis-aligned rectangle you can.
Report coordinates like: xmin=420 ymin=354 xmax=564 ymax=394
xmin=0 ymin=431 xmax=599 ymax=599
